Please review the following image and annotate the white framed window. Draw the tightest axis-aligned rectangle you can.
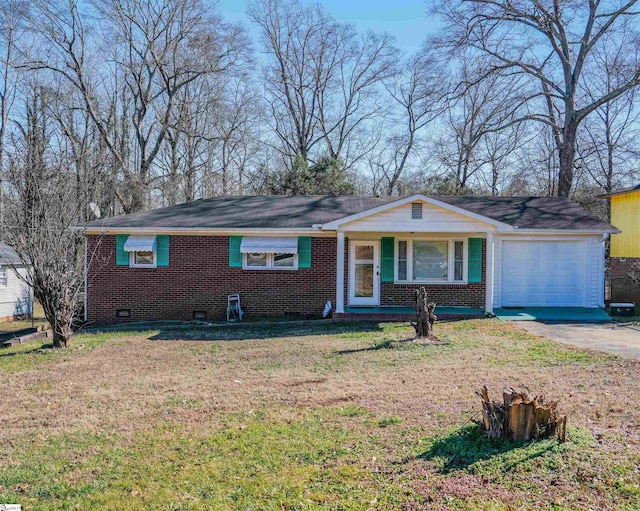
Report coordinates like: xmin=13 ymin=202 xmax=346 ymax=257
xmin=398 ymin=240 xmax=408 ymax=280
xmin=129 ymin=250 xmax=157 ymax=268
xmin=395 ymin=238 xmax=467 ymax=283
xmin=0 ymin=266 xmax=7 ymax=287
xmin=273 ymin=252 xmax=296 ymax=268
xmin=243 ymin=252 xmax=298 ymax=270
xmin=245 ymin=252 xmax=268 ymax=268
xmin=453 ymin=240 xmax=464 ymax=281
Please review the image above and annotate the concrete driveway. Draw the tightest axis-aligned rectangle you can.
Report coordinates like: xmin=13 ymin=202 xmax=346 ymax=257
xmin=519 ymin=321 xmax=640 ymax=359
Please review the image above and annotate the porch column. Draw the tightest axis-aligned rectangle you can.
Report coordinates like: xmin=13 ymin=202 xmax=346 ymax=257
xmin=485 ymin=232 xmax=494 ymax=314
xmin=336 ymin=231 xmax=345 ymax=313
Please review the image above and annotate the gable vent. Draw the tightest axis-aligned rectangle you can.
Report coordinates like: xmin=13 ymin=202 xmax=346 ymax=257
xmin=411 ymin=202 xmax=423 ymax=219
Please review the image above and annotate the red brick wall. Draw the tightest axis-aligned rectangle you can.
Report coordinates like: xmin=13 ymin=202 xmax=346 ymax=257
xmin=610 ymin=257 xmax=640 ymax=304
xmin=87 ymin=235 xmax=337 ymax=323
xmin=379 ymin=239 xmax=486 ymax=308
xmin=87 ymin=234 xmax=487 ymax=323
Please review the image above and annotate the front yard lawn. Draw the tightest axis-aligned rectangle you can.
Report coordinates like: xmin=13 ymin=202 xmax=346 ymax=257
xmin=1 ymin=320 xmax=639 ymax=510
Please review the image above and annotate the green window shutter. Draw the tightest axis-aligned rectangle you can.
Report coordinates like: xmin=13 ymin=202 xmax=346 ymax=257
xmin=468 ymin=238 xmax=483 ymax=283
xmin=229 ymin=235 xmax=243 ymax=267
xmin=381 ymin=237 xmax=395 ymax=282
xmin=298 ymin=237 xmax=312 ymax=268
xmin=156 ymin=235 xmax=170 ymax=266
xmin=116 ymin=234 xmax=129 ymax=266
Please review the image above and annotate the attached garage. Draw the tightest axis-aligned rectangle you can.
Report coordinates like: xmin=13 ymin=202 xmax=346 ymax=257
xmin=501 ymin=240 xmax=588 ymax=307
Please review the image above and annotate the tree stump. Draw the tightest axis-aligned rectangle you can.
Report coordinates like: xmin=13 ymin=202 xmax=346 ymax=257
xmin=412 ymin=287 xmax=437 ymax=339
xmin=477 ymin=386 xmax=567 ymax=442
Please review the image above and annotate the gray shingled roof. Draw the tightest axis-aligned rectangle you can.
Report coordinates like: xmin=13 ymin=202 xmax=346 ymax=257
xmin=437 ymin=196 xmax=616 ymax=231
xmin=85 ymin=195 xmax=617 ymax=232
xmin=0 ymin=243 xmax=22 ymax=265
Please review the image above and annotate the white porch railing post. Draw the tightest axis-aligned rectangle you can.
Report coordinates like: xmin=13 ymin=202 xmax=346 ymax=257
xmin=336 ymin=231 xmax=345 ymax=314
xmin=485 ymin=232 xmax=494 ymax=314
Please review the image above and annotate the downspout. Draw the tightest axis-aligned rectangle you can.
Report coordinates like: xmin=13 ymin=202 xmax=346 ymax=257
xmin=484 ymin=232 xmax=495 ymax=315
xmin=600 ymin=233 xmax=609 ymax=308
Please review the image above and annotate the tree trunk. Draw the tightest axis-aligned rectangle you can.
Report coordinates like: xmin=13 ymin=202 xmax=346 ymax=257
xmin=42 ymin=304 xmax=73 ymax=349
xmin=52 ymin=330 xmax=69 ymax=348
xmin=478 ymin=386 xmax=567 ymax=442
xmin=126 ymin=176 xmax=147 ymax=214
xmin=412 ymin=287 xmax=437 ymax=339
xmin=558 ymin=122 xmax=578 ymax=197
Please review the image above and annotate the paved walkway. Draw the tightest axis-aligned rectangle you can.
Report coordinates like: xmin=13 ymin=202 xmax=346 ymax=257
xmin=519 ymin=322 xmax=640 ymax=359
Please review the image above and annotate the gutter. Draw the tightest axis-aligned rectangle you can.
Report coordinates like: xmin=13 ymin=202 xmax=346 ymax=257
xmin=84 ymin=227 xmax=334 ymax=236
xmin=502 ymin=228 xmax=620 ymax=235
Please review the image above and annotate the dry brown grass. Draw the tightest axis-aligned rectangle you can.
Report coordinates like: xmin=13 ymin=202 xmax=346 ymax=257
xmin=1 ymin=320 xmax=639 ymax=510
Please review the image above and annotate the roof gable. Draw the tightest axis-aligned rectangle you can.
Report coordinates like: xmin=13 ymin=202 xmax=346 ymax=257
xmin=321 ymin=194 xmax=511 ymax=232
xmin=0 ymin=243 xmax=22 ymax=265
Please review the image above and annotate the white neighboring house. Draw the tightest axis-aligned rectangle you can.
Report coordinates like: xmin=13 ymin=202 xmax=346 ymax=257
xmin=0 ymin=243 xmax=32 ymax=321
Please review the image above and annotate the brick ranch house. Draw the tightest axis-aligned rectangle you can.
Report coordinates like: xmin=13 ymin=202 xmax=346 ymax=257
xmin=84 ymin=194 xmax=617 ymax=324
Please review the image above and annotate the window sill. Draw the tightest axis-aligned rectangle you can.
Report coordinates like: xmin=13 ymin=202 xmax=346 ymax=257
xmin=241 ymin=267 xmax=299 ymax=271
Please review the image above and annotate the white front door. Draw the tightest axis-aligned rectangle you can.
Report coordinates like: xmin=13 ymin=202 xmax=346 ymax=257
xmin=349 ymin=240 xmax=380 ymax=306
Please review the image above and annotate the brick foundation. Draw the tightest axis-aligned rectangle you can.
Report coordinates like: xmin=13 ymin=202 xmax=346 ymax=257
xmin=87 ymin=235 xmax=337 ymax=323
xmin=610 ymin=257 xmax=640 ymax=305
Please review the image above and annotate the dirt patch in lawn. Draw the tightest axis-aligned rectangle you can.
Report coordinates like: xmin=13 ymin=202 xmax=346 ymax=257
xmin=1 ymin=320 xmax=639 ymax=510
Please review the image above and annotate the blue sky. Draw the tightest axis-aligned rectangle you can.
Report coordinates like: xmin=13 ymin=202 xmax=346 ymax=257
xmin=221 ymin=0 xmax=438 ymax=54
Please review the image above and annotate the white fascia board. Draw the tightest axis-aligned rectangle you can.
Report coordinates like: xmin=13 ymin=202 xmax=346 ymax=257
xmin=319 ymin=193 xmax=514 ymax=231
xmin=84 ymin=227 xmax=334 ymax=236
xmin=331 ymin=226 xmax=495 ymax=233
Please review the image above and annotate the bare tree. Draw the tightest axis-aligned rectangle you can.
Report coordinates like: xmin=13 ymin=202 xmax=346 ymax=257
xmin=159 ymin=78 xmax=216 ymax=205
xmin=249 ymin=0 xmax=398 ymax=171
xmin=579 ymin=91 xmax=640 ymax=193
xmin=317 ymin=30 xmax=398 ymax=168
xmin=519 ymin=124 xmax=561 ymax=196
xmin=249 ymin=0 xmax=335 ymax=165
xmin=207 ymin=79 xmax=263 ymax=196
xmin=3 ymin=88 xmax=89 ymax=347
xmin=577 ymin=31 xmax=640 ymax=196
xmin=369 ymin=51 xmax=442 ymax=195
xmin=436 ymin=62 xmax=520 ymax=192
xmin=30 ymin=0 xmax=249 ymax=213
xmin=0 ymin=0 xmax=29 ymax=221
xmin=435 ymin=0 xmax=640 ymax=197
xmin=474 ymin=124 xmax=525 ymax=195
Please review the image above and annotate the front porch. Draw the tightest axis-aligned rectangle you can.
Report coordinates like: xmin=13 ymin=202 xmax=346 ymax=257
xmin=494 ymin=307 xmax=612 ymax=323
xmin=326 ymin=198 xmax=498 ymax=317
xmin=334 ymin=230 xmax=493 ymax=316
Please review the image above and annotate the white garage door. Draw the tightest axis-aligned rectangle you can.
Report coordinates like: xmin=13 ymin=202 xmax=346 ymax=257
xmin=501 ymin=241 xmax=587 ymax=307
